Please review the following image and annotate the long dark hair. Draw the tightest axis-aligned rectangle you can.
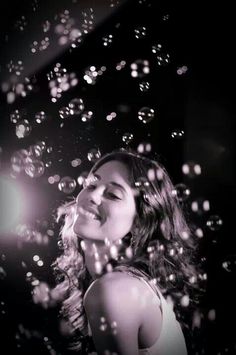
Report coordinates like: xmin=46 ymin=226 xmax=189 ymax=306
xmin=49 ymin=149 xmax=204 ymax=351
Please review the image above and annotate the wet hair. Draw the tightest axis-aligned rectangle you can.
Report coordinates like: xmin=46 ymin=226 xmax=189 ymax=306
xmin=50 ymin=149 xmax=204 ymax=351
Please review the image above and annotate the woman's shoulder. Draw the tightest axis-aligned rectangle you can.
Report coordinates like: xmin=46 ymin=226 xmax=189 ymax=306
xmin=84 ymin=271 xmax=146 ymax=310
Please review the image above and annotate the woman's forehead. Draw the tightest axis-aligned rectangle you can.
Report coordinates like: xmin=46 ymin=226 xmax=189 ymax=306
xmin=91 ymin=160 xmax=131 ymax=184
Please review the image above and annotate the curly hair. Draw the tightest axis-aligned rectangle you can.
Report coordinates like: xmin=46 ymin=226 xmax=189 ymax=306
xmin=50 ymin=149 xmax=204 ymax=351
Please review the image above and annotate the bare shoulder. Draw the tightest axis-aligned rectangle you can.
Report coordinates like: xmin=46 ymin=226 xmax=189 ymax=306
xmin=84 ymin=271 xmax=145 ymax=323
xmin=84 ymin=271 xmax=143 ymax=307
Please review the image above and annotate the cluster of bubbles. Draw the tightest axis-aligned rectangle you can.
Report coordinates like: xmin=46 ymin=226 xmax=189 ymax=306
xmin=47 ymin=63 xmax=78 ymax=102
xmin=59 ymin=97 xmax=85 ymax=124
xmin=14 ymin=323 xmax=57 ymax=355
xmin=2 ymin=75 xmax=36 ymax=104
xmin=11 ymin=109 xmax=48 ymax=138
xmin=15 ymin=224 xmax=49 ymax=247
xmin=81 ymin=8 xmax=94 ymax=35
xmin=30 ymin=37 xmax=50 ymax=53
xmin=115 ymin=60 xmax=126 ymax=71
xmin=15 ymin=15 xmax=28 ymax=32
xmin=11 ymin=141 xmax=46 ymax=178
xmin=83 ymin=65 xmax=107 ymax=85
xmin=7 ymin=60 xmax=24 ymax=76
xmin=54 ymin=9 xmax=83 ymax=47
xmin=151 ymin=43 xmax=170 ymax=67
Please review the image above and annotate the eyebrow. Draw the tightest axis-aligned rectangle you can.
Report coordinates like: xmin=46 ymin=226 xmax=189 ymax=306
xmin=93 ymin=173 xmax=127 ymax=194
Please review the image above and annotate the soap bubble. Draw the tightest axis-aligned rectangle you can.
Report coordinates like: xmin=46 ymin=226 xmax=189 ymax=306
xmin=152 ymin=44 xmax=170 ymax=66
xmin=139 ymin=81 xmax=150 ymax=92
xmin=130 ymin=59 xmax=150 ymax=78
xmin=87 ymin=148 xmax=101 ymax=162
xmin=16 ymin=120 xmax=32 ymax=139
xmin=206 ymin=215 xmax=223 ymax=231
xmin=182 ymin=161 xmax=201 ymax=177
xmin=25 ymin=161 xmax=45 ymax=178
xmin=172 ymin=183 xmax=190 ymax=202
xmin=137 ymin=142 xmax=152 ymax=154
xmin=58 ymin=176 xmax=76 ymax=194
xmin=81 ymin=110 xmax=93 ymax=123
xmin=10 ymin=109 xmax=22 ymax=124
xmin=171 ymin=129 xmax=184 ymax=139
xmin=134 ymin=26 xmax=147 ymax=39
xmin=222 ymin=255 xmax=236 ymax=272
xmin=59 ymin=106 xmax=70 ymax=119
xmin=28 ymin=144 xmax=43 ymax=159
xmin=68 ymin=98 xmax=84 ymax=115
xmin=122 ymin=132 xmax=134 ymax=145
xmin=35 ymin=111 xmax=47 ymax=124
xmin=191 ymin=198 xmax=210 ymax=215
xmin=138 ymin=107 xmax=155 ymax=124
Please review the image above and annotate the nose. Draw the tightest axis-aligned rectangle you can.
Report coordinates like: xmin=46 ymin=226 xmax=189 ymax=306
xmin=88 ymin=185 xmax=105 ymax=205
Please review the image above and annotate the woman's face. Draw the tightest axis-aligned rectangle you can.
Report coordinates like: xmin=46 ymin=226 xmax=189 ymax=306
xmin=73 ymin=160 xmax=137 ymax=243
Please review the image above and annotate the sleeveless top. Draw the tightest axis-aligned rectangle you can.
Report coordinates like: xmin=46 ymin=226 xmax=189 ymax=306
xmin=83 ymin=268 xmax=188 ymax=355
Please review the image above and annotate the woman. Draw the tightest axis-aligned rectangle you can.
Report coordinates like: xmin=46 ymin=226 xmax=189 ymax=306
xmin=47 ymin=149 xmax=201 ymax=354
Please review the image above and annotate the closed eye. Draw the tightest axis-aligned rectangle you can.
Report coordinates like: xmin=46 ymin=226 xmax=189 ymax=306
xmin=106 ymin=192 xmax=121 ymax=200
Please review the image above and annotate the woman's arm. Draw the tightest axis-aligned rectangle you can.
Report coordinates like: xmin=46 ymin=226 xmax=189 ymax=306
xmin=84 ymin=272 xmax=144 ymax=355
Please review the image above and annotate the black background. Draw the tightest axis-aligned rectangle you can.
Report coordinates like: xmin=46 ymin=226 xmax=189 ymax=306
xmin=0 ymin=0 xmax=235 ymax=354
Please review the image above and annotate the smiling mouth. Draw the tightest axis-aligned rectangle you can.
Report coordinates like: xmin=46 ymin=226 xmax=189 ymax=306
xmin=77 ymin=206 xmax=101 ymax=221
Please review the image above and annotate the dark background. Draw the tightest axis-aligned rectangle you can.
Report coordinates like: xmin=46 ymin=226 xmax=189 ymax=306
xmin=0 ymin=0 xmax=235 ymax=354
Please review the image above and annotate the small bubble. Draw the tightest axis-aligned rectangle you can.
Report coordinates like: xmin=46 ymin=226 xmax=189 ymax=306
xmin=25 ymin=161 xmax=45 ymax=178
xmin=15 ymin=120 xmax=32 ymax=139
xmin=171 ymin=129 xmax=184 ymax=139
xmin=10 ymin=109 xmax=22 ymax=124
xmin=0 ymin=267 xmax=7 ymax=280
xmin=81 ymin=110 xmax=93 ymax=123
xmin=102 ymin=34 xmax=113 ymax=46
xmin=59 ymin=106 xmax=70 ymax=119
xmin=68 ymin=98 xmax=84 ymax=115
xmin=182 ymin=161 xmax=201 ymax=177
xmin=222 ymin=255 xmax=236 ymax=272
xmin=152 ymin=44 xmax=170 ymax=66
xmin=134 ymin=26 xmax=147 ymax=39
xmin=137 ymin=142 xmax=152 ymax=154
xmin=87 ymin=148 xmax=101 ymax=162
xmin=208 ymin=309 xmax=216 ymax=321
xmin=130 ymin=59 xmax=150 ymax=78
xmin=172 ymin=183 xmax=190 ymax=202
xmin=206 ymin=215 xmax=223 ymax=231
xmin=177 ymin=65 xmax=188 ymax=75
xmin=180 ymin=295 xmax=190 ymax=307
xmin=122 ymin=133 xmax=134 ymax=145
xmin=138 ymin=107 xmax=155 ymax=124
xmin=139 ymin=81 xmax=150 ymax=92
xmin=35 ymin=111 xmax=47 ymax=124
xmin=58 ymin=177 xmax=76 ymax=194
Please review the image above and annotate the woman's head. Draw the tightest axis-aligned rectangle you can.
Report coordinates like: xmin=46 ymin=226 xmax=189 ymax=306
xmin=73 ymin=159 xmax=137 ymax=243
xmin=73 ymin=149 xmax=190 ymax=260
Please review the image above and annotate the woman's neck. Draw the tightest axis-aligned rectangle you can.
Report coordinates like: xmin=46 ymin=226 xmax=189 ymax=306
xmin=82 ymin=239 xmax=111 ymax=280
